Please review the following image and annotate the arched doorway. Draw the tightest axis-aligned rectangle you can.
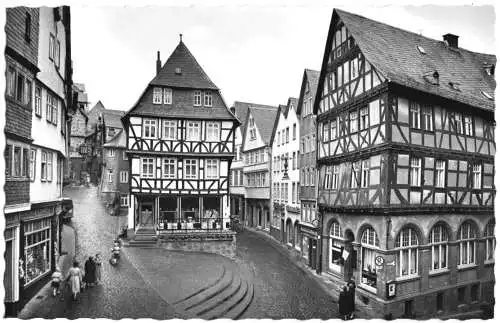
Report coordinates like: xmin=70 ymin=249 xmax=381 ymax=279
xmin=286 ymin=219 xmax=293 ymax=245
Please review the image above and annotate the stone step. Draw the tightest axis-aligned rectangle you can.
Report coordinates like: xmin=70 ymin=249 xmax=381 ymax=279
xmin=133 ymin=235 xmax=158 ymax=241
xmin=176 ymin=265 xmax=234 ymax=313
xmin=127 ymin=240 xmax=158 ymax=247
xmin=224 ymin=278 xmax=254 ymax=319
xmin=202 ymin=276 xmax=248 ymax=320
xmin=191 ymin=273 xmax=243 ymax=316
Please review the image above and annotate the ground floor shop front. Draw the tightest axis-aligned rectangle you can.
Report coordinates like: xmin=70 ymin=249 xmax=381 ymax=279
xmin=127 ymin=193 xmax=231 ymax=234
xmin=245 ymin=199 xmax=270 ymax=230
xmin=3 ymin=203 xmax=63 ymax=317
xmin=319 ymin=209 xmax=496 ymax=319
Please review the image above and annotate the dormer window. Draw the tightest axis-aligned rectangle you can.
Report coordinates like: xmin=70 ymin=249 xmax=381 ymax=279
xmin=481 ymin=90 xmax=494 ymax=101
xmin=153 ymin=87 xmax=162 ymax=104
xmin=417 ymin=45 xmax=426 ymax=55
xmin=194 ymin=91 xmax=201 ymax=106
xmin=204 ymin=91 xmax=212 ymax=107
xmin=163 ymin=88 xmax=172 ymax=104
xmin=449 ymin=82 xmax=461 ymax=91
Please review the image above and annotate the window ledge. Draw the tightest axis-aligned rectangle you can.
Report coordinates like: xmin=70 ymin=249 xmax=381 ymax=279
xmin=457 ymin=264 xmax=478 ymax=271
xmin=395 ymin=275 xmax=421 ymax=283
xmin=359 ymin=283 xmax=377 ymax=295
xmin=484 ymin=260 xmax=495 ymax=266
xmin=429 ymin=268 xmax=450 ymax=277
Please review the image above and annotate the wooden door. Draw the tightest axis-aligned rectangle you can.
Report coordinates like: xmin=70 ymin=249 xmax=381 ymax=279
xmin=139 ymin=202 xmax=154 ymax=228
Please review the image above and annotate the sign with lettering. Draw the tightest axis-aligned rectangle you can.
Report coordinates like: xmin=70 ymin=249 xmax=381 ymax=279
xmin=375 ymin=256 xmax=384 ymax=266
xmin=386 ymin=282 xmax=396 ymax=298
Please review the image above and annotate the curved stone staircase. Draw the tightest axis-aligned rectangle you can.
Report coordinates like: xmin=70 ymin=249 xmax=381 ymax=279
xmin=173 ymin=260 xmax=254 ymax=319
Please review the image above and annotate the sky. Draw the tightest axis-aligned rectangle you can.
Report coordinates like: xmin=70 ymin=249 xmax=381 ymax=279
xmin=67 ymin=1 xmax=496 ymax=112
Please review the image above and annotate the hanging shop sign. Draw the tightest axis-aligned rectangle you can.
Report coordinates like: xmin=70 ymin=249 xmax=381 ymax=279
xmin=386 ymin=282 xmax=396 ymax=299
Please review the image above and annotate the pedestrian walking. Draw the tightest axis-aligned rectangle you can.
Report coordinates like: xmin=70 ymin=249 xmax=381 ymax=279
xmin=83 ymin=256 xmax=96 ymax=287
xmin=338 ymin=285 xmax=349 ymax=320
xmin=95 ymin=253 xmax=102 ymax=284
xmin=347 ymin=280 xmax=356 ymax=319
xmin=51 ymin=266 xmax=63 ymax=297
xmin=65 ymin=261 xmax=83 ymax=301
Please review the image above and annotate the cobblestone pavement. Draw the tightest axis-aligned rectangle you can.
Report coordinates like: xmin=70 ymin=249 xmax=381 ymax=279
xmin=235 ymin=230 xmax=339 ymax=319
xmin=19 ymin=185 xmax=176 ymax=319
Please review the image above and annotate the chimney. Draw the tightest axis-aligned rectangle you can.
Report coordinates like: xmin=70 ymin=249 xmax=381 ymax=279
xmin=156 ymin=51 xmax=161 ymax=75
xmin=443 ymin=33 xmax=459 ymax=48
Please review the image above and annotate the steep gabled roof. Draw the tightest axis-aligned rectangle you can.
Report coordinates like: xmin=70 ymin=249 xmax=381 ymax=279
xmin=297 ymin=69 xmax=320 ymax=115
xmin=242 ymin=104 xmax=279 ymax=147
xmin=314 ymin=9 xmax=496 ymax=114
xmin=102 ymin=109 xmax=125 ymax=129
xmin=150 ymin=41 xmax=218 ymax=90
xmin=232 ymin=101 xmax=275 ymax=132
xmin=283 ymin=97 xmax=298 ymax=118
xmin=87 ymin=100 xmax=105 ymax=129
xmin=103 ymin=129 xmax=126 ymax=148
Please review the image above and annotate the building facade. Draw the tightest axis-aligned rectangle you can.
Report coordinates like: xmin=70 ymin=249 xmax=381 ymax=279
xmin=241 ymin=104 xmax=279 ymax=234
xmin=68 ymin=82 xmax=89 ymax=183
xmin=229 ymin=102 xmax=251 ymax=221
xmin=4 ymin=6 xmax=73 ymax=316
xmin=270 ymin=98 xmax=301 ymax=247
xmin=122 ymin=40 xmax=239 ymax=239
xmin=296 ymin=69 xmax=321 ymax=271
xmin=84 ymin=101 xmax=105 ymax=184
xmin=314 ymin=9 xmax=495 ymax=319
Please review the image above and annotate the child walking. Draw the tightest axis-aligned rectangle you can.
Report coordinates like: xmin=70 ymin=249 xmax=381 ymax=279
xmin=51 ymin=266 xmax=63 ymax=297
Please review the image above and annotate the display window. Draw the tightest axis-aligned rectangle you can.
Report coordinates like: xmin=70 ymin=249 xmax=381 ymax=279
xmin=329 ymin=221 xmax=344 ymax=273
xmin=361 ymin=226 xmax=379 ymax=292
xmin=24 ymin=218 xmax=52 ymax=285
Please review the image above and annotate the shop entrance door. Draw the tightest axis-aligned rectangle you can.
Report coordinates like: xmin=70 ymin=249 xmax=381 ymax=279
xmin=309 ymin=238 xmax=317 ymax=270
xmin=4 ymin=240 xmax=13 ymax=301
xmin=139 ymin=202 xmax=154 ymax=229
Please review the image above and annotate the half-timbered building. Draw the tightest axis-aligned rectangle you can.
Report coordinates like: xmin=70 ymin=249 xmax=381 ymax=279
xmin=314 ymin=9 xmax=495 ymax=319
xmin=296 ymin=69 xmax=321 ymax=271
xmin=270 ymin=98 xmax=301 ymax=246
xmin=241 ymin=103 xmax=279 ymax=232
xmin=122 ymin=39 xmax=239 ymax=240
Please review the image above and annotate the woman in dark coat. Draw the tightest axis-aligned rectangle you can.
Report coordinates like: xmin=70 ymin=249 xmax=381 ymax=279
xmin=83 ymin=256 xmax=96 ymax=287
xmin=338 ymin=285 xmax=349 ymax=320
xmin=347 ymin=280 xmax=356 ymax=319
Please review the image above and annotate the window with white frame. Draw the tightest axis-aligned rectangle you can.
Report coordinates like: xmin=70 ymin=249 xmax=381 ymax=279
xmin=163 ymin=120 xmax=176 ymax=140
xmin=422 ymin=106 xmax=433 ymax=131
xmin=205 ymin=159 xmax=218 ymax=179
xmin=143 ymin=119 xmax=157 ymax=138
xmin=329 ymin=221 xmax=344 ymax=272
xmin=331 ymin=119 xmax=338 ymax=140
xmin=453 ymin=113 xmax=463 ymax=134
xmin=109 ymin=148 xmax=115 ymax=157
xmin=458 ymin=222 xmax=476 ymax=266
xmin=395 ymin=227 xmax=419 ymax=277
xmin=47 ymin=152 xmax=53 ymax=181
xmin=120 ymin=170 xmax=128 ymax=183
xmin=361 ymin=227 xmax=379 ymax=289
xmin=204 ymin=91 xmax=212 ymax=106
xmin=206 ymin=122 xmax=220 ymax=141
xmin=435 ymin=160 xmax=446 ymax=188
xmin=430 ymin=224 xmax=448 ymax=271
xmin=29 ymin=149 xmax=36 ymax=181
xmin=186 ymin=121 xmax=201 ymax=141
xmin=324 ymin=167 xmax=332 ymax=189
xmin=323 ymin=122 xmax=330 ymax=142
xmin=360 ymin=107 xmax=369 ymax=130
xmin=361 ymin=159 xmax=370 ymax=188
xmin=162 ymin=158 xmax=176 ymax=179
xmin=194 ymin=91 xmax=201 ymax=106
xmin=184 ymin=159 xmax=198 ymax=179
xmin=351 ymin=162 xmax=360 ymax=188
xmin=464 ymin=116 xmax=473 ymax=136
xmin=410 ymin=102 xmax=421 ymax=129
xmin=107 ymin=169 xmax=113 ymax=183
xmin=485 ymin=221 xmax=495 ymax=262
xmin=333 ymin=165 xmax=340 ymax=189
xmin=293 ymin=123 xmax=297 ymax=140
xmin=410 ymin=157 xmax=421 ymax=187
xmin=35 ymin=86 xmax=41 ymax=116
xmin=163 ymin=88 xmax=172 ymax=104
xmin=350 ymin=111 xmax=358 ymax=133
xmin=141 ymin=158 xmax=155 ymax=178
xmin=41 ymin=151 xmax=47 ymax=180
xmin=46 ymin=93 xmax=53 ymax=123
xmin=120 ymin=195 xmax=129 ymax=207
xmin=472 ymin=164 xmax=482 ymax=189
xmin=153 ymin=87 xmax=162 ymax=104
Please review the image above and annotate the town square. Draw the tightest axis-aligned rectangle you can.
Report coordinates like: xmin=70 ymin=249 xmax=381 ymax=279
xmin=2 ymin=2 xmax=496 ymax=320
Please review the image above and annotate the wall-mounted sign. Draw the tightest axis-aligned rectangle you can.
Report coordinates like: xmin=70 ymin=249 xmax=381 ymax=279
xmin=386 ymin=282 xmax=396 ymax=299
xmin=375 ymin=256 xmax=384 ymax=266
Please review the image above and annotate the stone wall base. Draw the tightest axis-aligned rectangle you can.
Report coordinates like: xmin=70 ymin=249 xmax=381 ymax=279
xmin=160 ymin=239 xmax=236 ymax=259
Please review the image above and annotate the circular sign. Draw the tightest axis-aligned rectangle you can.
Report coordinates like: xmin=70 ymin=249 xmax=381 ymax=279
xmin=375 ymin=256 xmax=385 ymax=266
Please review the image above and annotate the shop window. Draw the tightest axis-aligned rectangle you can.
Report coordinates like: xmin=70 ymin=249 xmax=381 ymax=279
xmin=361 ymin=227 xmax=379 ymax=290
xmin=181 ymin=196 xmax=199 ymax=224
xmin=395 ymin=227 xmax=419 ymax=277
xmin=158 ymin=196 xmax=177 ymax=229
xmin=24 ymin=219 xmax=51 ymax=285
xmin=203 ymin=196 xmax=221 ymax=230
xmin=329 ymin=221 xmax=344 ymax=273
xmin=294 ymin=222 xmax=300 ymax=249
xmin=286 ymin=220 xmax=293 ymax=245
xmin=484 ymin=220 xmax=495 ymax=263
